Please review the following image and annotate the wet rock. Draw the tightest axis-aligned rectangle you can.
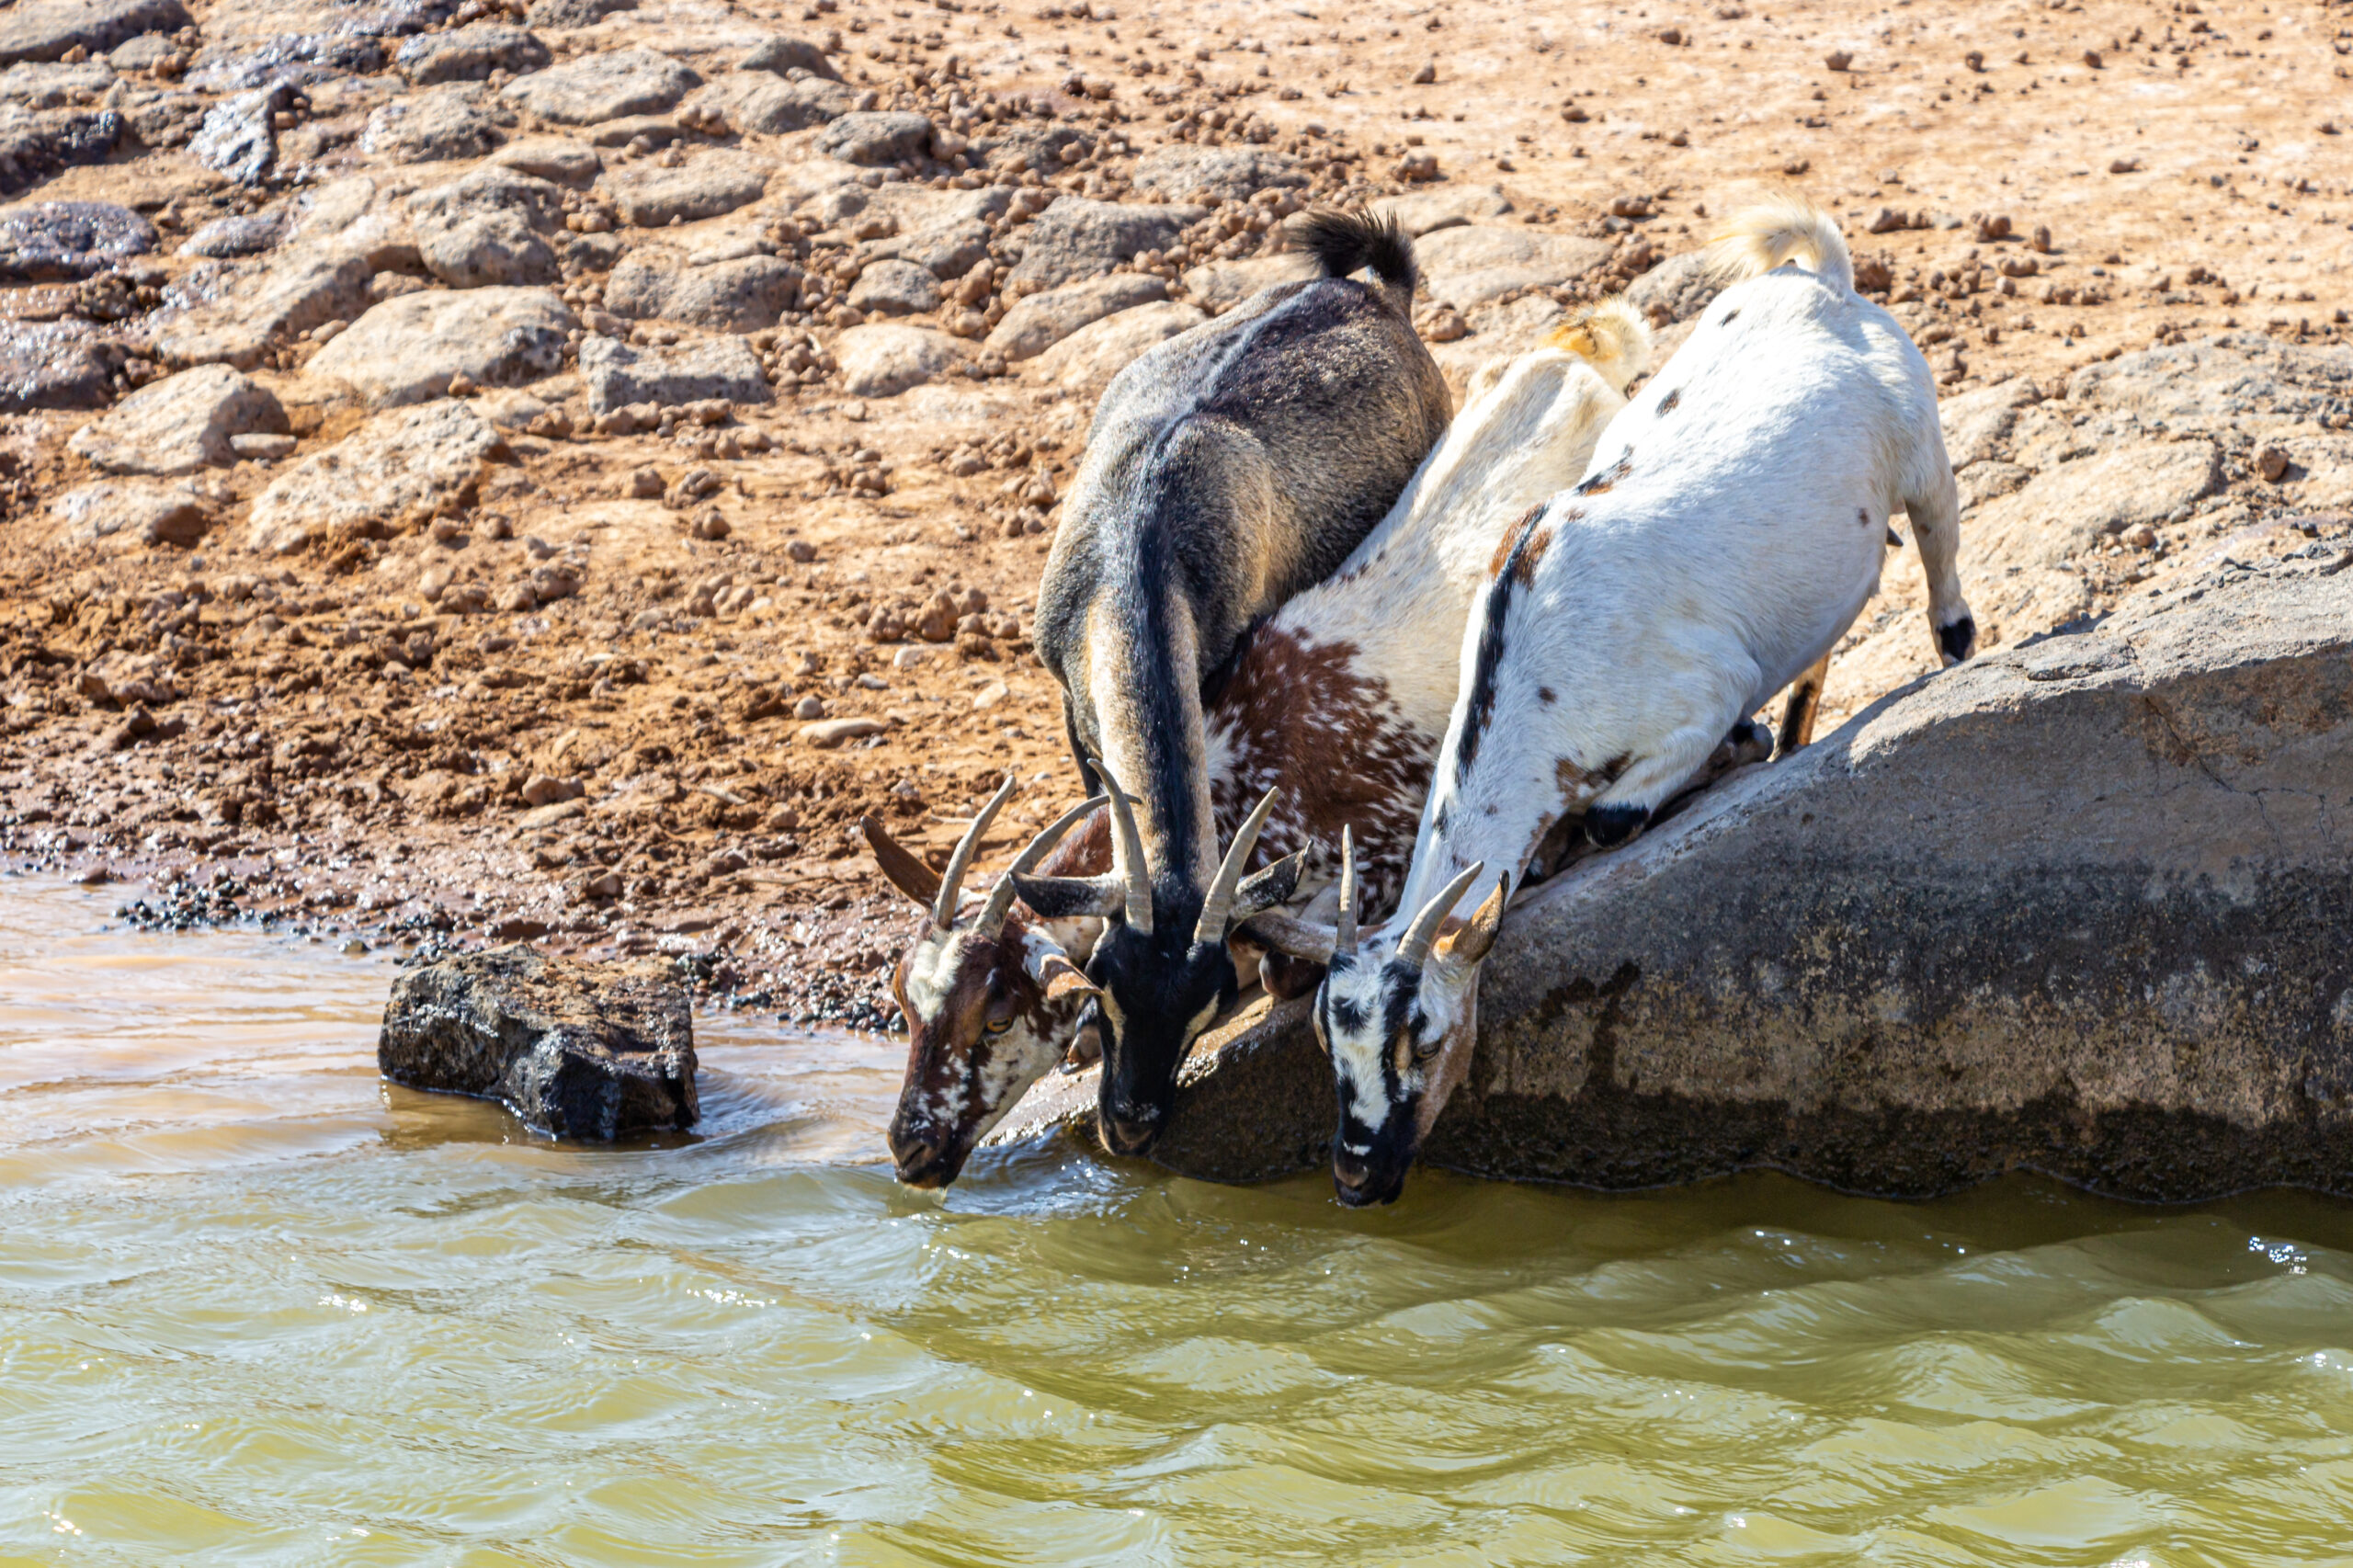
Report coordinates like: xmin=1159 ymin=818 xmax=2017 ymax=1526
xmin=835 ymin=322 xmax=964 ymax=397
xmin=1369 ymin=183 xmax=1514 ymax=237
xmin=49 ymin=479 xmax=209 ymax=548
xmin=0 ymin=200 xmax=153 ymax=279
xmin=488 ymin=134 xmax=598 ymax=184
xmin=68 ymin=364 xmax=288 ymax=474
xmin=1415 ymin=225 xmax=1615 ymax=310
xmin=1129 ymin=145 xmax=1304 ymax=202
xmin=1179 ymin=253 xmax=1312 ymax=315
xmin=578 ymin=333 xmax=769 ymax=414
xmin=407 ymin=165 xmax=566 ymax=289
xmin=846 ymin=256 xmax=939 ymax=316
xmin=0 ymin=105 xmax=120 ymax=192
xmin=1010 ymin=561 xmax=2353 ymax=1199
xmin=738 ymin=33 xmax=838 ymax=78
xmin=1031 ymin=301 xmax=1206 ymax=396
xmin=1003 ymin=198 xmax=1204 ymax=294
xmin=154 ymin=247 xmax=374 ymax=369
xmin=362 ymin=82 xmax=511 ymax=163
xmin=305 ymin=286 xmax=575 ymax=407
xmin=190 ymin=81 xmax=292 ymax=184
xmin=813 ymin=109 xmax=934 ymax=165
xmin=0 ymin=0 xmax=191 ymax=66
xmin=604 ymin=250 xmax=802 ymax=332
xmin=176 ymin=209 xmax=291 ymax=258
xmin=605 ymin=153 xmax=768 ymax=227
xmin=397 ymin=23 xmax=551 ymax=85
xmin=0 ymin=324 xmax=113 ymax=411
xmin=379 ymin=944 xmax=697 ymax=1139
xmin=986 ymin=272 xmax=1165 ymax=360
xmin=247 ymin=399 xmax=506 ymax=553
xmin=501 ymin=49 xmax=698 ymax=125
xmin=679 ymin=72 xmax=854 ymax=135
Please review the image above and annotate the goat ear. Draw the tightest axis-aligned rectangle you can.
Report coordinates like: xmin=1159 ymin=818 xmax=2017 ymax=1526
xmin=1241 ymin=909 xmax=1337 ymax=965
xmin=1030 ymin=951 xmax=1100 ymax=1001
xmin=863 ymin=815 xmax=941 ymax=908
xmin=1230 ymin=848 xmax=1307 ymax=923
xmin=1436 ymin=875 xmax=1509 ymax=966
xmin=1010 ymin=872 xmax=1127 ymax=920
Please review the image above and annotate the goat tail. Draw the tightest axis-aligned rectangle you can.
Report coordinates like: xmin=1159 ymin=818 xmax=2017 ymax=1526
xmin=1547 ymin=298 xmax=1651 ymax=393
xmin=1294 ymin=207 xmax=1417 ymax=301
xmin=1708 ymin=196 xmax=1854 ymax=294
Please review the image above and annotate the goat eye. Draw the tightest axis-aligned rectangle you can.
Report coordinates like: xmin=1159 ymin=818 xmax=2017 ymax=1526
xmin=1411 ymin=1032 xmax=1445 ymax=1063
xmin=984 ymin=1017 xmax=1015 ymax=1036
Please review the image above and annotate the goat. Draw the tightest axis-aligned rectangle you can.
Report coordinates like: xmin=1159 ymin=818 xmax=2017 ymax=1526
xmin=865 ymin=312 xmax=1652 ymax=1185
xmin=1268 ymin=198 xmax=1981 ymax=1207
xmin=1023 ymin=208 xmax=1453 ymax=1157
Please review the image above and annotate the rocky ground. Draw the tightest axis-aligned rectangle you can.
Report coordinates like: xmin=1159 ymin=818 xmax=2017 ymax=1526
xmin=0 ymin=0 xmax=2347 ymax=1028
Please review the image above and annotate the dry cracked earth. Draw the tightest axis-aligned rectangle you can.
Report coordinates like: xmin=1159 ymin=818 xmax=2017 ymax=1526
xmin=0 ymin=0 xmax=2347 ymax=1028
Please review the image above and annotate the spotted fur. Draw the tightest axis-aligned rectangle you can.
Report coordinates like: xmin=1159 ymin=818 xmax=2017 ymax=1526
xmin=1313 ymin=199 xmax=1980 ymax=1207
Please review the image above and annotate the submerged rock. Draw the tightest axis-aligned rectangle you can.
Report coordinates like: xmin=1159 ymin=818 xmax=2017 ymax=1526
xmin=0 ymin=324 xmax=114 ymax=412
xmin=380 ymin=944 xmax=698 ymax=1139
xmin=998 ymin=556 xmax=2353 ymax=1200
xmin=0 ymin=200 xmax=153 ymax=280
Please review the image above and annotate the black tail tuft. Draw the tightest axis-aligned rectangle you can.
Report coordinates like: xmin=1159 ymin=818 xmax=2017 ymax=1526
xmin=1294 ymin=207 xmax=1417 ymax=300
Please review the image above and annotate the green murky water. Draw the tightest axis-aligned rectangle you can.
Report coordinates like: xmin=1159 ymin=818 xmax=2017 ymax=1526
xmin=4 ymin=875 xmax=2351 ymax=1566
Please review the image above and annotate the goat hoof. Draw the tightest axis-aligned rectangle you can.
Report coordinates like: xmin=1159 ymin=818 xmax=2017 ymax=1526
xmin=1586 ymin=802 xmax=1651 ymax=847
xmin=1938 ymin=614 xmax=1978 ymax=666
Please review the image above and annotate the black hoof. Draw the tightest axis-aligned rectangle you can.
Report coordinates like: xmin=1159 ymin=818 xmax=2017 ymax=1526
xmin=1938 ymin=615 xmax=1978 ymax=665
xmin=1586 ymin=802 xmax=1650 ymax=848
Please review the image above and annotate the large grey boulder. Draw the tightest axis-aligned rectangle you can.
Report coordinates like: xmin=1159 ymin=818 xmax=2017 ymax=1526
xmin=67 ymin=363 xmax=286 ymax=474
xmin=996 ymin=554 xmax=2353 ymax=1199
xmin=1004 ymin=197 xmax=1202 ymax=294
xmin=362 ymin=83 xmax=511 ymax=163
xmin=0 ymin=324 xmax=113 ymax=411
xmin=154 ymin=247 xmax=374 ymax=369
xmin=682 ymin=72 xmax=854 ymax=135
xmin=1029 ymin=301 xmax=1207 ymax=396
xmin=407 ymin=165 xmax=566 ymax=288
xmin=502 ymin=49 xmax=698 ymax=125
xmin=845 ymin=256 xmax=939 ymax=316
xmin=834 ymin=322 xmax=965 ymax=397
xmin=380 ymin=945 xmax=698 ymax=1139
xmin=738 ymin=33 xmax=839 ymax=78
xmin=814 ymin=109 xmax=934 ymax=165
xmin=1128 ymin=146 xmax=1303 ymax=202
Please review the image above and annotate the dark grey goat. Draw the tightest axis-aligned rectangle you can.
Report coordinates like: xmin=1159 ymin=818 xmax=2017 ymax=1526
xmin=1019 ymin=210 xmax=1450 ymax=1157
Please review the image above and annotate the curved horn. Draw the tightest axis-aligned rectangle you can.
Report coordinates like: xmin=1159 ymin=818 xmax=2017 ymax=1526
xmin=1196 ymin=786 xmax=1279 ymax=945
xmin=1396 ymin=862 xmax=1484 ymax=971
xmin=1092 ymin=755 xmax=1154 ymax=934
xmin=1336 ymin=824 xmax=1358 ymax=958
xmin=975 ymin=792 xmax=1108 ymax=938
xmin=931 ymin=773 xmax=1017 ymax=930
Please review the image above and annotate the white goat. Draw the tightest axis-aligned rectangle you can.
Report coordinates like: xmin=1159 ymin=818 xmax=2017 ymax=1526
xmin=1270 ymin=198 xmax=1980 ymax=1207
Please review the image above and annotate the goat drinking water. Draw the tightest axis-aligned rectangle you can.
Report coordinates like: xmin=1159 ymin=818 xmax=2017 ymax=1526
xmin=1268 ymin=199 xmax=1981 ymax=1207
xmin=866 ymin=312 xmax=1653 ymax=1184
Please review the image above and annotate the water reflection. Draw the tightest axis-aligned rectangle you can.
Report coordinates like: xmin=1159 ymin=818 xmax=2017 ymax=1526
xmin=5 ymin=874 xmax=2353 ymax=1567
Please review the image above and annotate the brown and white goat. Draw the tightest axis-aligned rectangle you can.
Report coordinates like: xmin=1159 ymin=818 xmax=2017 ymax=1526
xmin=867 ymin=313 xmax=1651 ymax=1185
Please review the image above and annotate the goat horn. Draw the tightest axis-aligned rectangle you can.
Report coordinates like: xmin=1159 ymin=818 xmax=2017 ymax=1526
xmin=975 ymin=792 xmax=1107 ymax=939
xmin=930 ymin=773 xmax=1017 ymax=931
xmin=1195 ymin=786 xmax=1279 ymax=946
xmin=1336 ymin=824 xmax=1358 ymax=958
xmin=1396 ymin=862 xmax=1485 ymax=971
xmin=1091 ymin=754 xmax=1154 ymax=934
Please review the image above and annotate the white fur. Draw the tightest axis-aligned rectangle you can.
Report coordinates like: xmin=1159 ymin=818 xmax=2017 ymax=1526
xmin=1324 ymin=203 xmax=1977 ymax=1168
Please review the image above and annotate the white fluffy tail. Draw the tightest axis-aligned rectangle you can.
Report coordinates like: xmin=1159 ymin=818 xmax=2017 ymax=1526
xmin=1546 ymin=299 xmax=1651 ymax=394
xmin=1709 ymin=198 xmax=1853 ymax=294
